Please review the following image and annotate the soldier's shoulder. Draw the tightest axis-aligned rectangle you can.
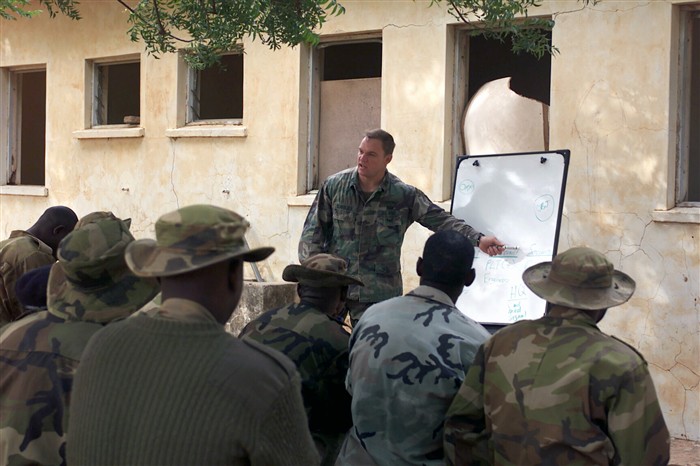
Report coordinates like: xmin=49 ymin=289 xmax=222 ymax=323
xmin=0 ymin=311 xmax=50 ymax=347
xmin=239 ymin=336 xmax=298 ymax=376
xmin=609 ymin=334 xmax=648 ymax=364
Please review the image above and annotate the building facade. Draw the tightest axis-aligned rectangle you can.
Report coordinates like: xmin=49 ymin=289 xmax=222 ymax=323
xmin=1 ymin=0 xmax=698 ymax=441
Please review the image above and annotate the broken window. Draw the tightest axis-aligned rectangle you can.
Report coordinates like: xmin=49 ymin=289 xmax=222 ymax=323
xmin=452 ymin=28 xmax=552 ymax=165
xmin=2 ymin=68 xmax=46 ymax=186
xmin=306 ymin=38 xmax=382 ymax=191
xmin=676 ymin=5 xmax=700 ymax=205
xmin=187 ymin=53 xmax=243 ymax=123
xmin=92 ymin=59 xmax=140 ymax=126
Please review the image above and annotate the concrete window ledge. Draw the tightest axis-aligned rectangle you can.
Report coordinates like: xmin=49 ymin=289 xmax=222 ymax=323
xmin=73 ymin=127 xmax=145 ymax=139
xmin=287 ymin=193 xmax=317 ymax=207
xmin=0 ymin=185 xmax=48 ymax=196
xmin=165 ymin=125 xmax=247 ymax=138
xmin=652 ymin=207 xmax=700 ymax=224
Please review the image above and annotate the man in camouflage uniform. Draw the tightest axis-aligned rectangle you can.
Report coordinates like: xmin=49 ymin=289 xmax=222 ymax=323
xmin=298 ymin=128 xmax=505 ymax=324
xmin=0 ymin=206 xmax=78 ymax=325
xmin=444 ymin=246 xmax=671 ymax=466
xmin=337 ymin=230 xmax=491 ymax=465
xmin=0 ymin=212 xmax=159 ymax=466
xmin=240 ymin=253 xmax=363 ymax=465
xmin=67 ymin=205 xmax=319 ymax=465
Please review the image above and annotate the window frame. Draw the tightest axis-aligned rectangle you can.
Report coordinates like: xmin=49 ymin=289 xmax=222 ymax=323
xmin=675 ymin=5 xmax=700 ymax=207
xmin=88 ymin=55 xmax=141 ymax=129
xmin=185 ymin=52 xmax=244 ymax=126
xmin=0 ymin=65 xmax=47 ymax=188
xmin=304 ymin=33 xmax=383 ymax=193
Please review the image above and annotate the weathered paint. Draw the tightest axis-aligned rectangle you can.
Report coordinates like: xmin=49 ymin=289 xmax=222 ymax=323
xmin=0 ymin=0 xmax=698 ymax=440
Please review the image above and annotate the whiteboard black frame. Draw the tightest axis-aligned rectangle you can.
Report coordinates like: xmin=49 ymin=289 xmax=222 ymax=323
xmin=450 ymin=150 xmax=570 ymax=326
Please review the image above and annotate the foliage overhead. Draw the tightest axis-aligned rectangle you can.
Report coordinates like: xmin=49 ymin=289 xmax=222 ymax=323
xmin=2 ymin=0 xmax=592 ymax=68
xmin=435 ymin=0 xmax=595 ymax=58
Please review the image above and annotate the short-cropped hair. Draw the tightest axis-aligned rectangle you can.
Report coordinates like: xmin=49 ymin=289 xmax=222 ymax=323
xmin=421 ymin=230 xmax=475 ymax=287
xmin=365 ymin=129 xmax=396 ymax=155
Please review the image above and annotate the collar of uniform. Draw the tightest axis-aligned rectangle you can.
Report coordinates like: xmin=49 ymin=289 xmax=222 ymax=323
xmin=546 ymin=305 xmax=599 ymax=326
xmin=8 ymin=230 xmax=52 ymax=255
xmin=142 ymin=297 xmax=219 ymax=324
xmin=350 ymin=168 xmax=390 ymax=193
xmin=406 ymin=285 xmax=455 ymax=307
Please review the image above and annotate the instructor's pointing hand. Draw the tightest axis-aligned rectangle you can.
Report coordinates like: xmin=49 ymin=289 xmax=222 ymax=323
xmin=478 ymin=236 xmax=505 ymax=256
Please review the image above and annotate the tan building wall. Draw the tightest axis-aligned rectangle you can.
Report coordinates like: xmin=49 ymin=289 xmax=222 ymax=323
xmin=1 ymin=0 xmax=698 ymax=440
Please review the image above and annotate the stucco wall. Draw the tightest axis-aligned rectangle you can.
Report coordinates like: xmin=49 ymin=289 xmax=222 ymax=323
xmin=1 ymin=0 xmax=698 ymax=440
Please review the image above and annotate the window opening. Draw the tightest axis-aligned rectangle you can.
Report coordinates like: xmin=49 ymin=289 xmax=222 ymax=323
xmin=308 ymin=39 xmax=382 ymax=191
xmin=188 ymin=53 xmax=243 ymax=122
xmin=93 ymin=61 xmax=140 ymax=126
xmin=6 ymin=69 xmax=46 ymax=186
xmin=677 ymin=6 xmax=700 ymax=204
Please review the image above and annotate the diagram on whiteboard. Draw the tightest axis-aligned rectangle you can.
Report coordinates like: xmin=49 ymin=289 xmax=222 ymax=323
xmin=451 ymin=151 xmax=570 ymax=325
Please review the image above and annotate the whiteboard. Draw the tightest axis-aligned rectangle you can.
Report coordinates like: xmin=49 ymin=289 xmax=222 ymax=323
xmin=451 ymin=151 xmax=569 ymax=325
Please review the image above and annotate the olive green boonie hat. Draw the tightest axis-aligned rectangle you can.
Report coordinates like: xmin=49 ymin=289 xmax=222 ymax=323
xmin=283 ymin=254 xmax=364 ymax=287
xmin=522 ymin=246 xmax=636 ymax=311
xmin=48 ymin=212 xmax=160 ymax=323
xmin=125 ymin=204 xmax=274 ymax=278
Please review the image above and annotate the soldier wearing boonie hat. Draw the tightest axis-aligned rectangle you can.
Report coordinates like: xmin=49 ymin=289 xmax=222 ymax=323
xmin=240 ymin=253 xmax=363 ymax=465
xmin=67 ymin=204 xmax=320 ymax=466
xmin=0 ymin=211 xmax=159 ymax=466
xmin=444 ymin=246 xmax=670 ymax=466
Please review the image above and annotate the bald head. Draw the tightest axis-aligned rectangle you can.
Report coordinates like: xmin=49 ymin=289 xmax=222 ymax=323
xmin=27 ymin=206 xmax=78 ymax=255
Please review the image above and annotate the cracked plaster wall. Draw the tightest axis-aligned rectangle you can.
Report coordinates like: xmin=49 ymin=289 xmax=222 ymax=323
xmin=0 ymin=0 xmax=698 ymax=440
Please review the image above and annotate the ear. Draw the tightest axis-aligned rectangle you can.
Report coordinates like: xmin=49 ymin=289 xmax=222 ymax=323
xmin=416 ymin=257 xmax=424 ymax=277
xmin=52 ymin=225 xmax=65 ymax=236
xmin=385 ymin=154 xmax=393 ymax=164
xmin=464 ymin=268 xmax=476 ymax=287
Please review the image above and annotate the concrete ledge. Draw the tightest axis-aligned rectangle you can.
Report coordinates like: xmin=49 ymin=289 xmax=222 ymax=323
xmin=226 ymin=281 xmax=296 ymax=336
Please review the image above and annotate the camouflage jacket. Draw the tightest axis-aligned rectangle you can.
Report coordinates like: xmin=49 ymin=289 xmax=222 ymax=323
xmin=239 ymin=301 xmax=352 ymax=435
xmin=443 ymin=306 xmax=671 ymax=466
xmin=0 ymin=231 xmax=55 ymax=325
xmin=338 ymin=286 xmax=490 ymax=466
xmin=0 ymin=311 xmax=105 ymax=466
xmin=298 ymin=169 xmax=481 ymax=303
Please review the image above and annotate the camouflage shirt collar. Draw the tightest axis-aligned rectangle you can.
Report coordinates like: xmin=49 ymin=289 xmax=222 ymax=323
xmin=142 ymin=298 xmax=219 ymax=324
xmin=546 ymin=306 xmax=599 ymax=326
xmin=8 ymin=230 xmax=52 ymax=255
xmin=350 ymin=168 xmax=391 ymax=193
xmin=406 ymin=285 xmax=455 ymax=307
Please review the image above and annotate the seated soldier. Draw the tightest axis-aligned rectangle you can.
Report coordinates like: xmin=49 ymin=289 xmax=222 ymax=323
xmin=444 ymin=246 xmax=671 ymax=465
xmin=338 ymin=230 xmax=491 ymax=465
xmin=240 ymin=253 xmax=363 ymax=465
xmin=0 ymin=206 xmax=78 ymax=324
xmin=0 ymin=212 xmax=159 ymax=466
xmin=67 ymin=205 xmax=319 ymax=466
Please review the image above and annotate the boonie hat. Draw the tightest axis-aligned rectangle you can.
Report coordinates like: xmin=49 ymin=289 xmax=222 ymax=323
xmin=522 ymin=246 xmax=635 ymax=311
xmin=126 ymin=204 xmax=274 ymax=277
xmin=47 ymin=212 xmax=160 ymax=323
xmin=283 ymin=254 xmax=364 ymax=287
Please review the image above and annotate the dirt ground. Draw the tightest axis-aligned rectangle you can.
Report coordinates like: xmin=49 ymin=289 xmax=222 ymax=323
xmin=670 ymin=438 xmax=700 ymax=466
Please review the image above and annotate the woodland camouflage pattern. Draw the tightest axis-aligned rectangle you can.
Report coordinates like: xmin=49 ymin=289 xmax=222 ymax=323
xmin=0 ymin=213 xmax=158 ymax=466
xmin=239 ymin=302 xmax=352 ymax=464
xmin=0 ymin=231 xmax=55 ymax=324
xmin=125 ymin=204 xmax=273 ymax=278
xmin=338 ymin=285 xmax=490 ymax=465
xmin=443 ymin=306 xmax=671 ymax=466
xmin=299 ymin=168 xmax=481 ymax=303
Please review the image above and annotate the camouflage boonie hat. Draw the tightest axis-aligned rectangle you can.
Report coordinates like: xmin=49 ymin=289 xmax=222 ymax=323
xmin=522 ymin=246 xmax=636 ymax=310
xmin=125 ymin=204 xmax=274 ymax=277
xmin=47 ymin=211 xmax=160 ymax=323
xmin=282 ymin=253 xmax=364 ymax=287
